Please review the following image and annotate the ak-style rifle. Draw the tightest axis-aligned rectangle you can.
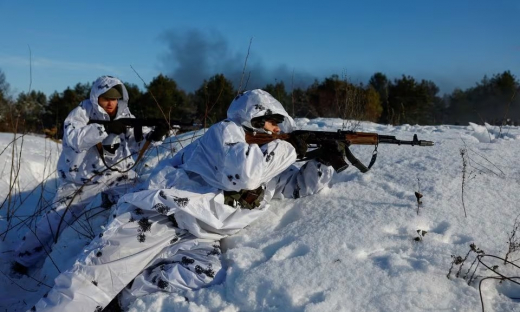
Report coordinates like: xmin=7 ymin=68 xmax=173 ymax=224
xmin=245 ymin=129 xmax=434 ymax=173
xmin=88 ymin=118 xmax=198 ymax=172
xmin=89 ymin=118 xmax=198 ymax=142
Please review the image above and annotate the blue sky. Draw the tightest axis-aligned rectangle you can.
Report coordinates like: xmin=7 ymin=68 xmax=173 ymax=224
xmin=0 ymin=1 xmax=518 ymax=97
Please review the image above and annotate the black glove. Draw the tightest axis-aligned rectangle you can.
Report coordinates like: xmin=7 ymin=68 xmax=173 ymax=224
xmin=288 ymin=132 xmax=309 ymax=159
xmin=318 ymin=140 xmax=346 ymax=161
xmin=104 ymin=120 xmax=126 ymax=135
xmin=148 ymin=124 xmax=169 ymax=142
xmin=311 ymin=140 xmax=349 ymax=172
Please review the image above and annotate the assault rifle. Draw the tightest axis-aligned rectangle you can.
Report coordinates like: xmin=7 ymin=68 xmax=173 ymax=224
xmin=89 ymin=118 xmax=198 ymax=141
xmin=88 ymin=118 xmax=199 ymax=172
xmin=245 ymin=129 xmax=434 ymax=173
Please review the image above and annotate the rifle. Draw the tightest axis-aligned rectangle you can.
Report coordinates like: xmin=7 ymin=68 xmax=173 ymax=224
xmin=245 ymin=129 xmax=434 ymax=173
xmin=88 ymin=118 xmax=197 ymax=172
xmin=89 ymin=118 xmax=197 ymax=141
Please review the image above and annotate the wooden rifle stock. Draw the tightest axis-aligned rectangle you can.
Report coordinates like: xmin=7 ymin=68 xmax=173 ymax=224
xmin=245 ymin=131 xmax=290 ymax=145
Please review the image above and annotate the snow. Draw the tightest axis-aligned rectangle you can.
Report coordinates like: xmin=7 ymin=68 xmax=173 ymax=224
xmin=1 ymin=119 xmax=520 ymax=312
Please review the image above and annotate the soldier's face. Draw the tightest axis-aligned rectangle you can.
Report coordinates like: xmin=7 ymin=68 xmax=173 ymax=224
xmin=264 ymin=120 xmax=281 ymax=133
xmin=98 ymin=97 xmax=118 ymax=117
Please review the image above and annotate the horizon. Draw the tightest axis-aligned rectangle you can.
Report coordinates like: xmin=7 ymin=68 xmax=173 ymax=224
xmin=0 ymin=1 xmax=519 ymax=97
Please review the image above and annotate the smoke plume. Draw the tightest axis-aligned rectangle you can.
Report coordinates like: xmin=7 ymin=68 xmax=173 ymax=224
xmin=159 ymin=29 xmax=315 ymax=92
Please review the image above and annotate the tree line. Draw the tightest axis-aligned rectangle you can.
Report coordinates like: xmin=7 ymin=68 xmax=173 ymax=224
xmin=0 ymin=69 xmax=518 ymax=139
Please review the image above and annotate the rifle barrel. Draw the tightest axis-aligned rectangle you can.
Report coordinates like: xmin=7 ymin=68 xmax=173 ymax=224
xmin=378 ymin=134 xmax=434 ymax=146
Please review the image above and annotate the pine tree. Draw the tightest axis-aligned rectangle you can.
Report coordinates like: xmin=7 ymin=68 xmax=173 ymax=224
xmin=192 ymin=74 xmax=235 ymax=127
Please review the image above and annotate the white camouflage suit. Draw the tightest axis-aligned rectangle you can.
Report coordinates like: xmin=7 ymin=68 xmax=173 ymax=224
xmin=32 ymin=89 xmax=335 ymax=312
xmin=16 ymin=76 xmax=145 ymax=268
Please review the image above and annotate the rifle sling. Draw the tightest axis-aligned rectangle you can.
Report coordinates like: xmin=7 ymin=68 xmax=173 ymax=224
xmin=300 ymin=144 xmax=378 ymax=173
xmin=95 ymin=140 xmax=151 ymax=173
xmin=344 ymin=144 xmax=378 ymax=173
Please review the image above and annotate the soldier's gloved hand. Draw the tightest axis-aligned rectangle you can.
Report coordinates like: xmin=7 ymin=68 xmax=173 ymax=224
xmin=104 ymin=120 xmax=126 ymax=135
xmin=288 ymin=132 xmax=309 ymax=159
xmin=315 ymin=140 xmax=346 ymax=165
xmin=148 ymin=124 xmax=169 ymax=142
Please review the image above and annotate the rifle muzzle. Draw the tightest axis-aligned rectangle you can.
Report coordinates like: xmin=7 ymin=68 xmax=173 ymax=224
xmin=412 ymin=134 xmax=434 ymax=146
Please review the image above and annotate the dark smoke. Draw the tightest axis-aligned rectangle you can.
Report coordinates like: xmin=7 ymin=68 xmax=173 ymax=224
xmin=159 ymin=29 xmax=315 ymax=92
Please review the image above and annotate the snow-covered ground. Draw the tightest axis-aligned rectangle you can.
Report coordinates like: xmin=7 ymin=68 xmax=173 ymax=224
xmin=1 ymin=119 xmax=520 ymax=312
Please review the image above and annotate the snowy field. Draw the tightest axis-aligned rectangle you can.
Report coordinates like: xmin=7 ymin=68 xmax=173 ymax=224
xmin=1 ymin=119 xmax=520 ymax=312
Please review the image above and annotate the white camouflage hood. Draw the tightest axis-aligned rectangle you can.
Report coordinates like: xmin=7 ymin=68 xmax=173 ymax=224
xmin=89 ymin=75 xmax=130 ymax=117
xmin=226 ymin=89 xmax=295 ymax=133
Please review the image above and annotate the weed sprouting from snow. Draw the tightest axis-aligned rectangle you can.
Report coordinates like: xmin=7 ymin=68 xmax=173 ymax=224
xmin=415 ymin=177 xmax=423 ymax=216
xmin=459 ymin=148 xmax=470 ymax=218
xmin=448 ymin=222 xmax=520 ymax=312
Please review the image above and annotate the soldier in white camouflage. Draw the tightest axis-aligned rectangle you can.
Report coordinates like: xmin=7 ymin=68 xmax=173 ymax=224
xmin=12 ymin=76 xmax=167 ymax=276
